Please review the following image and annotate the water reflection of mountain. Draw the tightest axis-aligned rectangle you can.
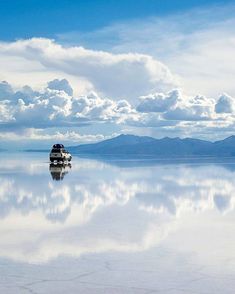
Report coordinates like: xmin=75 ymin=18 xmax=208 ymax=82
xmin=49 ymin=162 xmax=71 ymax=181
xmin=74 ymin=154 xmax=235 ymax=169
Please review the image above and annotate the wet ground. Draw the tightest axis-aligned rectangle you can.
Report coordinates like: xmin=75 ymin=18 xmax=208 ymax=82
xmin=0 ymin=152 xmax=235 ymax=293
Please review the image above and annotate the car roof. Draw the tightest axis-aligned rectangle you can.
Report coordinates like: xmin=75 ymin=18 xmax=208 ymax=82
xmin=52 ymin=144 xmax=64 ymax=148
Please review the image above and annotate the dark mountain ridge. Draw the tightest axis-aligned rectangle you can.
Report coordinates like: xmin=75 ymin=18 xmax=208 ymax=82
xmin=67 ymin=134 xmax=235 ymax=158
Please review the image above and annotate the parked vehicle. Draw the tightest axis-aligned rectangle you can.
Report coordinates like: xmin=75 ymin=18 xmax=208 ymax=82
xmin=49 ymin=144 xmax=72 ymax=162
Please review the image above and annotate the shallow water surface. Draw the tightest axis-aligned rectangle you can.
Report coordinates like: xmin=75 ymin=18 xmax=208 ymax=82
xmin=0 ymin=153 xmax=235 ymax=293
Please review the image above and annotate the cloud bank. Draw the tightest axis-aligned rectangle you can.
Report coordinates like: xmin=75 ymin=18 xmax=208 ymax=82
xmin=0 ymin=33 xmax=235 ymax=143
xmin=1 ymin=78 xmax=235 ymax=142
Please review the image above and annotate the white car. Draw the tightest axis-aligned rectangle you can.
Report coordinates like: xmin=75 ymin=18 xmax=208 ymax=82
xmin=49 ymin=144 xmax=72 ymax=162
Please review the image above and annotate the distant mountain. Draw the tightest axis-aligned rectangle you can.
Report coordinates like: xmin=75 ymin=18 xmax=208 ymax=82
xmin=67 ymin=134 xmax=235 ymax=158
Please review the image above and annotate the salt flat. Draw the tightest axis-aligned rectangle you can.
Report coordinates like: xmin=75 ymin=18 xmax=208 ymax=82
xmin=0 ymin=153 xmax=235 ymax=293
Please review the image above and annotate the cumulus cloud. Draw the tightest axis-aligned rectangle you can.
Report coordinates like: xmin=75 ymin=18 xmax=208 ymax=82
xmin=72 ymin=91 xmax=136 ymax=123
xmin=0 ymin=78 xmax=139 ymax=130
xmin=0 ymin=38 xmax=177 ymax=101
xmin=137 ymin=89 xmax=179 ymax=113
xmin=135 ymin=90 xmax=219 ymax=123
xmin=1 ymin=77 xmax=235 ymax=141
xmin=0 ymin=81 xmax=13 ymax=100
xmin=164 ymin=105 xmax=212 ymax=121
xmin=0 ymin=81 xmax=37 ymax=104
xmin=47 ymin=78 xmax=73 ymax=96
xmin=0 ymin=100 xmax=14 ymax=122
xmin=0 ymin=9 xmax=235 ymax=141
xmin=215 ymin=94 xmax=234 ymax=113
xmin=135 ymin=90 xmax=217 ymax=123
xmin=162 ymin=94 xmax=215 ymax=121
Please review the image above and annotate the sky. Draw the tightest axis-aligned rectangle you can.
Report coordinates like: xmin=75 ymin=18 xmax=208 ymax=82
xmin=1 ymin=0 xmax=235 ymax=148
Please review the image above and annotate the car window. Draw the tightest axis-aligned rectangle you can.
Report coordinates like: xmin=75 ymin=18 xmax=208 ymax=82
xmin=51 ymin=149 xmax=61 ymax=153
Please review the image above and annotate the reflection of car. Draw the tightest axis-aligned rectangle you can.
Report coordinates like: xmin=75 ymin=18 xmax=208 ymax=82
xmin=49 ymin=144 xmax=72 ymax=162
xmin=49 ymin=162 xmax=72 ymax=181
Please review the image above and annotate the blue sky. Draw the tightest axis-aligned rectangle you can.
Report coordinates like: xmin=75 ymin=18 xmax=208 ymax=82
xmin=0 ymin=0 xmax=233 ymax=40
xmin=1 ymin=0 xmax=235 ymax=148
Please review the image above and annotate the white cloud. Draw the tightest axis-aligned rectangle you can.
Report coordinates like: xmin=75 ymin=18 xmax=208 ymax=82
xmin=135 ymin=90 xmax=217 ymax=122
xmin=215 ymin=94 xmax=234 ymax=114
xmin=72 ymin=91 xmax=137 ymax=124
xmin=0 ymin=79 xmax=139 ymax=130
xmin=0 ymin=5 xmax=235 ymax=142
xmin=0 ymin=38 xmax=177 ymax=102
xmin=137 ymin=89 xmax=179 ymax=113
xmin=72 ymin=4 xmax=235 ymax=98
xmin=1 ymin=21 xmax=235 ymax=141
xmin=1 ymin=79 xmax=235 ymax=141
xmin=0 ymin=100 xmax=14 ymax=122
xmin=162 ymin=93 xmax=215 ymax=121
xmin=163 ymin=105 xmax=212 ymax=121
xmin=47 ymin=78 xmax=73 ymax=96
xmin=0 ymin=81 xmax=13 ymax=100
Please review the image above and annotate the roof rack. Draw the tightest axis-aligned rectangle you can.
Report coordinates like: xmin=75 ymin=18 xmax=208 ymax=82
xmin=53 ymin=144 xmax=64 ymax=149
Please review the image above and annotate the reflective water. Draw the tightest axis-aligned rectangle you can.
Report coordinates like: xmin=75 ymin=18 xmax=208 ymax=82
xmin=1 ymin=153 xmax=235 ymax=293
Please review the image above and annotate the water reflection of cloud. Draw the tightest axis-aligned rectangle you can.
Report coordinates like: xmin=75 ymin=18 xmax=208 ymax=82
xmin=1 ymin=156 xmax=235 ymax=263
xmin=1 ymin=161 xmax=235 ymax=220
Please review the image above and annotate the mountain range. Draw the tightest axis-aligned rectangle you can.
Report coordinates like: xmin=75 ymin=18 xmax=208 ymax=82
xmin=67 ymin=134 xmax=235 ymax=158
